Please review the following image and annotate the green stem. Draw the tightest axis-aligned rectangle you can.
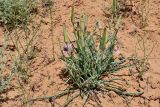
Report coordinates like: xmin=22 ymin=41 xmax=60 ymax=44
xmin=25 ymin=89 xmax=74 ymax=104
xmin=100 ymin=85 xmax=143 ymax=97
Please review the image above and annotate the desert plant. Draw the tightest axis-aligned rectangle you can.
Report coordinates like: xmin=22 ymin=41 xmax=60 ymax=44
xmin=0 ymin=48 xmax=11 ymax=92
xmin=27 ymin=7 xmax=144 ymax=107
xmin=0 ymin=0 xmax=35 ymax=28
xmin=9 ymin=25 xmax=39 ymax=81
xmin=0 ymin=23 xmax=40 ymax=93
xmin=62 ymin=12 xmax=120 ymax=91
xmin=61 ymin=7 xmax=143 ymax=95
xmin=0 ymin=27 xmax=40 ymax=107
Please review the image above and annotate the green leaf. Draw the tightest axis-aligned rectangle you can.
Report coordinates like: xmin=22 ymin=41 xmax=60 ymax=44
xmin=84 ymin=15 xmax=88 ymax=33
xmin=77 ymin=21 xmax=85 ymax=48
xmin=63 ymin=24 xmax=69 ymax=43
xmin=100 ymin=28 xmax=107 ymax=51
xmin=71 ymin=6 xmax=75 ymax=25
xmin=115 ymin=15 xmax=122 ymax=30
xmin=112 ymin=0 xmax=118 ymax=15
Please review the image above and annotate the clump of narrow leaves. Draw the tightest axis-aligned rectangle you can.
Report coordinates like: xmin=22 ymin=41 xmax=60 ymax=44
xmin=62 ymin=7 xmax=122 ymax=92
xmin=60 ymin=7 xmax=143 ymax=105
xmin=27 ymin=7 xmax=144 ymax=107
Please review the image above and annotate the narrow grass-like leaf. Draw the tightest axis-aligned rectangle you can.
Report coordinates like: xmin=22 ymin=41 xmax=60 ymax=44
xmin=71 ymin=6 xmax=75 ymax=25
xmin=115 ymin=15 xmax=122 ymax=30
xmin=63 ymin=24 xmax=69 ymax=43
xmin=112 ymin=0 xmax=118 ymax=15
xmin=84 ymin=15 xmax=88 ymax=33
xmin=100 ymin=28 xmax=107 ymax=51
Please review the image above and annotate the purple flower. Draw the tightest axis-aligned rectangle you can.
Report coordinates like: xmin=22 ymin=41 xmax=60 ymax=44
xmin=63 ymin=43 xmax=73 ymax=52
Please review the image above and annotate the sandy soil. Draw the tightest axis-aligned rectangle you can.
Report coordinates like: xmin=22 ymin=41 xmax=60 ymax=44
xmin=0 ymin=0 xmax=160 ymax=107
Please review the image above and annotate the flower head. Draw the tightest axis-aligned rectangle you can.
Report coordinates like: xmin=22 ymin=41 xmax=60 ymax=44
xmin=63 ymin=43 xmax=73 ymax=53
